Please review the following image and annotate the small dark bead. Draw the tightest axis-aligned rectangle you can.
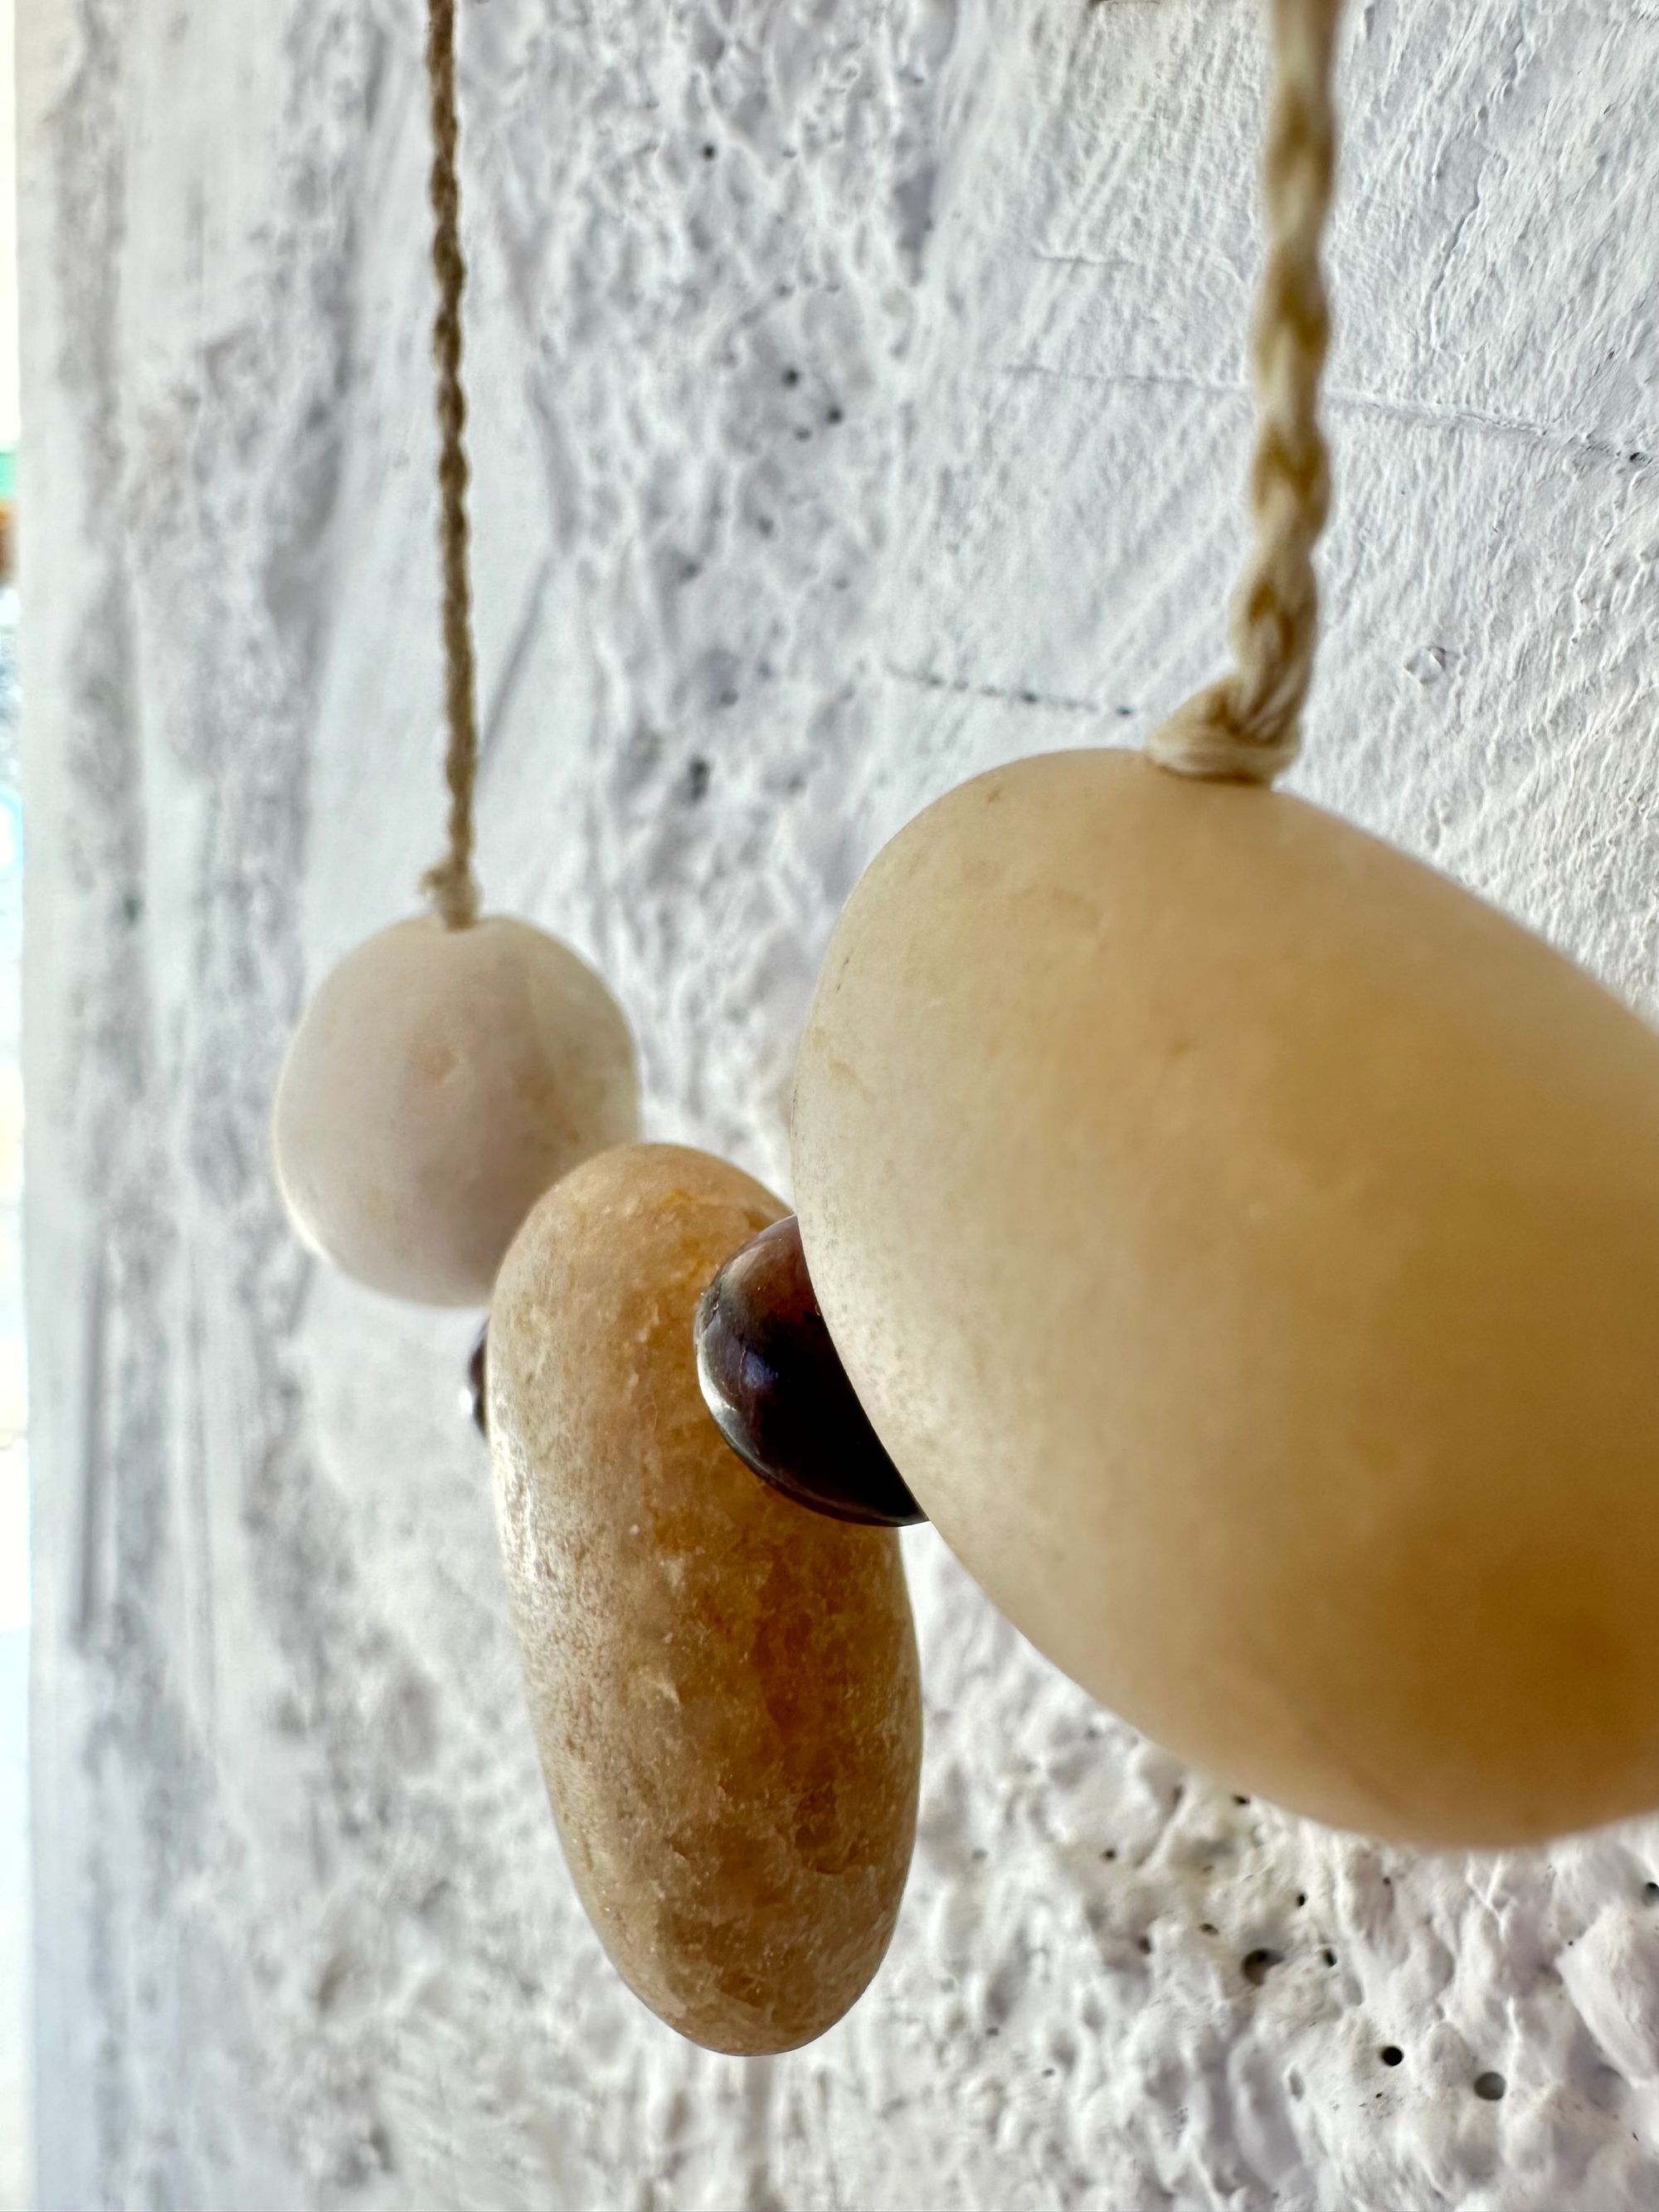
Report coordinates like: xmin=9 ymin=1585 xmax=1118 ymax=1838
xmin=466 ymin=1325 xmax=489 ymax=1440
xmin=694 ymin=1216 xmax=926 ymax=1528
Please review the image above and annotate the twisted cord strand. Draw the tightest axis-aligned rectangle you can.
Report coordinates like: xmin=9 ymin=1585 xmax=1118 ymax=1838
xmin=1147 ymin=0 xmax=1343 ymax=785
xmin=420 ymin=0 xmax=482 ymax=927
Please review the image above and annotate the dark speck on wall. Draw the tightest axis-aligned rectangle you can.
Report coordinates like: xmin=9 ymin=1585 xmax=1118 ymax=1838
xmin=1473 ymin=2071 xmax=1506 ymax=2102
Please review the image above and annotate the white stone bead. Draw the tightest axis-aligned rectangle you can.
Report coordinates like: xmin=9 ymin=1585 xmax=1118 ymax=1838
xmin=272 ymin=914 xmax=639 ymax=1306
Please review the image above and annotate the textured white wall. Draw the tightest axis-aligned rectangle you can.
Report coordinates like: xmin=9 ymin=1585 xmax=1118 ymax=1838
xmin=22 ymin=0 xmax=1659 ymax=2205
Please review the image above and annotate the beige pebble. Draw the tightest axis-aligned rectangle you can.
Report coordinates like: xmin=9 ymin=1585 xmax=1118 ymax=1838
xmin=489 ymin=1143 xmax=922 ymax=2052
xmin=272 ymin=914 xmax=638 ymax=1306
xmin=792 ymin=747 xmax=1659 ymax=1847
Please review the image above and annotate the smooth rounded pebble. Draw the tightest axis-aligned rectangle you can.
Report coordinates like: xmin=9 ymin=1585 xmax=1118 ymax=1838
xmin=792 ymin=747 xmax=1659 ymax=1848
xmin=489 ymin=1143 xmax=922 ymax=2054
xmin=272 ymin=913 xmax=639 ymax=1306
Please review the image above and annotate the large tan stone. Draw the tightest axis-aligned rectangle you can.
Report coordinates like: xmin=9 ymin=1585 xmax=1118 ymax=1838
xmin=792 ymin=747 xmax=1659 ymax=1847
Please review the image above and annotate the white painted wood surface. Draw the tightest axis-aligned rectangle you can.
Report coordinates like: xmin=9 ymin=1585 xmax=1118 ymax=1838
xmin=22 ymin=0 xmax=1659 ymax=2205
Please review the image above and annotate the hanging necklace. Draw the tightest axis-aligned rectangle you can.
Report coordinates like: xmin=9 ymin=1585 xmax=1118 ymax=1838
xmin=271 ymin=0 xmax=1659 ymax=2063
xmin=270 ymin=0 xmax=923 ymax=2055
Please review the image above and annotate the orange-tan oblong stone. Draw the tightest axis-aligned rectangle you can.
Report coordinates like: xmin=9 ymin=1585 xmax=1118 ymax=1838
xmin=489 ymin=1142 xmax=922 ymax=2054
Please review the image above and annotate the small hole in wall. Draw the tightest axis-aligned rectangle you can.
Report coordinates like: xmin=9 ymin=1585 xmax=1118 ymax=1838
xmin=702 ymin=143 xmax=717 ymax=160
xmin=1321 ymin=1948 xmax=1337 ymax=1967
xmin=781 ymin=367 xmax=801 ymax=388
xmin=1233 ymin=1794 xmax=1250 ymax=1806
xmin=1137 ymin=1933 xmax=1153 ymax=1954
xmin=1101 ymin=1848 xmax=1117 ymax=1861
xmin=1295 ymin=1893 xmax=1307 ymax=1908
xmin=1380 ymin=2046 xmax=1404 ymax=2068
xmin=1642 ymin=1881 xmax=1659 ymax=1903
xmin=1199 ymin=1923 xmax=1218 ymax=1936
xmin=1473 ymin=2072 xmax=1506 ymax=2102
xmin=1241 ymin=1948 xmax=1283 ymax=1986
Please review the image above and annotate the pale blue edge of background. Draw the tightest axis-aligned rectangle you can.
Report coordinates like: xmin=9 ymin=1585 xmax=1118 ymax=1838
xmin=0 ymin=552 xmax=32 ymax=2210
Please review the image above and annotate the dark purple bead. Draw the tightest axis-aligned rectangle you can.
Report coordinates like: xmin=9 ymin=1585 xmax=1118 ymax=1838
xmin=694 ymin=1215 xmax=926 ymax=1529
xmin=465 ymin=1325 xmax=489 ymax=1440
